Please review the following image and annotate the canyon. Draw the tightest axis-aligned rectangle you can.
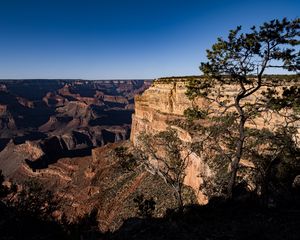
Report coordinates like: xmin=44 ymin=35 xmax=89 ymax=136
xmin=131 ymin=76 xmax=300 ymax=203
xmin=0 ymin=76 xmax=299 ymax=232
xmin=0 ymin=79 xmax=151 ymax=175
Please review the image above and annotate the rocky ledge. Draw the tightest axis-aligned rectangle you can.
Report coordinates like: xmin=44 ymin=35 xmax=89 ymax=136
xmin=131 ymin=76 xmax=300 ymax=204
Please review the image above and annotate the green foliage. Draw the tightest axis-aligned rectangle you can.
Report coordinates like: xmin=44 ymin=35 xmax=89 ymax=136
xmin=246 ymin=127 xmax=300 ymax=192
xmin=186 ymin=18 xmax=300 ymax=100
xmin=185 ymin=17 xmax=300 ymax=199
xmin=262 ymin=85 xmax=300 ymax=113
xmin=133 ymin=194 xmax=156 ymax=218
xmin=137 ymin=128 xmax=191 ymax=209
xmin=184 ymin=106 xmax=207 ymax=121
xmin=114 ymin=146 xmax=139 ymax=172
xmin=11 ymin=180 xmax=60 ymax=221
xmin=156 ymin=130 xmax=185 ymax=177
xmin=200 ymin=18 xmax=299 ymax=82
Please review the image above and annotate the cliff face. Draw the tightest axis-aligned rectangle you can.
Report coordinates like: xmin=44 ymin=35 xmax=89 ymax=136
xmin=131 ymin=77 xmax=300 ymax=204
xmin=0 ymin=79 xmax=152 ymax=174
xmin=131 ymin=81 xmax=203 ymax=142
xmin=0 ymin=79 xmax=186 ymax=231
xmin=1 ymin=76 xmax=299 ymax=233
xmin=131 ymin=81 xmax=210 ymax=204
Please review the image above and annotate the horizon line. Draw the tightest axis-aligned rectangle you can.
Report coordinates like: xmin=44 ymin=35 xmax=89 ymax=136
xmin=0 ymin=73 xmax=299 ymax=81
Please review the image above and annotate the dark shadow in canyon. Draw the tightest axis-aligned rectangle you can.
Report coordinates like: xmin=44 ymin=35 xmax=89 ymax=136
xmin=2 ymin=194 xmax=300 ymax=240
xmin=13 ymin=132 xmax=48 ymax=145
xmin=0 ymin=189 xmax=103 ymax=240
xmin=0 ymin=138 xmax=10 ymax=152
xmin=89 ymin=110 xmax=133 ymax=126
xmin=25 ymin=147 xmax=93 ymax=170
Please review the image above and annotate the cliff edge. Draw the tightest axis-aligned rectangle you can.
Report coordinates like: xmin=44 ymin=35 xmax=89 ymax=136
xmin=131 ymin=76 xmax=300 ymax=204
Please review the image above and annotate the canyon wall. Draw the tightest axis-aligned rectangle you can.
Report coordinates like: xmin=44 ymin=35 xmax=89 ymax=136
xmin=1 ymin=76 xmax=298 ymax=231
xmin=131 ymin=77 xmax=300 ymax=204
xmin=0 ymin=79 xmax=152 ymax=175
xmin=131 ymin=80 xmax=210 ymax=203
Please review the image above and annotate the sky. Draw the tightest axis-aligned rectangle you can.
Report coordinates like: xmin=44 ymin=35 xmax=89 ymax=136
xmin=0 ymin=0 xmax=299 ymax=79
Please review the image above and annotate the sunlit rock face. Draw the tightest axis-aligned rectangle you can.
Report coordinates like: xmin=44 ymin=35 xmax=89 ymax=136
xmin=0 ymin=79 xmax=170 ymax=231
xmin=131 ymin=77 xmax=300 ymax=204
xmin=131 ymin=79 xmax=210 ymax=204
xmin=131 ymin=81 xmax=202 ymax=143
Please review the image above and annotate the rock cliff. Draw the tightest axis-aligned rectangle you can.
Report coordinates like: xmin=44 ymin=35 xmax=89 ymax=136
xmin=1 ymin=76 xmax=299 ymax=233
xmin=131 ymin=80 xmax=210 ymax=203
xmin=131 ymin=77 xmax=300 ymax=204
xmin=0 ymin=79 xmax=151 ymax=172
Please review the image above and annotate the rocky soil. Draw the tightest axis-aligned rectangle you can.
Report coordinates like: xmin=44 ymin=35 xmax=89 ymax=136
xmin=2 ymin=140 xmax=196 ymax=232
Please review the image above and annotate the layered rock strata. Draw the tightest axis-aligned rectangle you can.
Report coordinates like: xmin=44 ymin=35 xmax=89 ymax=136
xmin=131 ymin=77 xmax=300 ymax=204
xmin=0 ymin=79 xmax=151 ymax=169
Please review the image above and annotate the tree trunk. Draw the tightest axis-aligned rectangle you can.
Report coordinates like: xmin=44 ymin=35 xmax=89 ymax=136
xmin=260 ymin=175 xmax=269 ymax=207
xmin=174 ymin=185 xmax=183 ymax=211
xmin=227 ymin=161 xmax=239 ymax=199
xmin=227 ymin=101 xmax=246 ymax=199
xmin=261 ymin=157 xmax=278 ymax=208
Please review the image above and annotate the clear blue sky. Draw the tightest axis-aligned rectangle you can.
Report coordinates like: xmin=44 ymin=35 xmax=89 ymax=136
xmin=0 ymin=0 xmax=299 ymax=79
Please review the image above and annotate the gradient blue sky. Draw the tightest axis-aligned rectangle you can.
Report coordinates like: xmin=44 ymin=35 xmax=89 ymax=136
xmin=0 ymin=0 xmax=299 ymax=79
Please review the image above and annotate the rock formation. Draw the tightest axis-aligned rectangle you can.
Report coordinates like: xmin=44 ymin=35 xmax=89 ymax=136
xmin=1 ymin=141 xmax=191 ymax=231
xmin=1 ymin=76 xmax=299 ymax=232
xmin=0 ymin=79 xmax=151 ymax=170
xmin=131 ymin=80 xmax=210 ymax=203
xmin=131 ymin=77 xmax=300 ymax=204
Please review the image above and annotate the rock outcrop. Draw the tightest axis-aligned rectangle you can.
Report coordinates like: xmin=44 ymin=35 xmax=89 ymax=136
xmin=131 ymin=80 xmax=210 ymax=203
xmin=1 ymin=76 xmax=299 ymax=233
xmin=2 ymin=141 xmax=190 ymax=231
xmin=131 ymin=77 xmax=300 ymax=204
xmin=0 ymin=140 xmax=44 ymax=176
xmin=0 ymin=79 xmax=151 ymax=164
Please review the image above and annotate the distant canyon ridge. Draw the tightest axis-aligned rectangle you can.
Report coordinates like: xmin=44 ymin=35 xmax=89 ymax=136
xmin=0 ymin=79 xmax=151 ymax=175
xmin=0 ymin=76 xmax=299 ymax=232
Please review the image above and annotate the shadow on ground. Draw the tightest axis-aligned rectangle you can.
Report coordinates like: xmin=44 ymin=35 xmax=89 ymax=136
xmin=107 ymin=195 xmax=300 ymax=240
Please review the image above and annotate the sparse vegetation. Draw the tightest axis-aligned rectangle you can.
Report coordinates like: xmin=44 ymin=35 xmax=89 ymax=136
xmin=0 ymin=173 xmax=103 ymax=240
xmin=185 ymin=17 xmax=300 ymax=199
xmin=133 ymin=194 xmax=156 ymax=218
xmin=1 ymin=15 xmax=300 ymax=240
xmin=114 ymin=146 xmax=140 ymax=172
xmin=136 ymin=128 xmax=193 ymax=210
